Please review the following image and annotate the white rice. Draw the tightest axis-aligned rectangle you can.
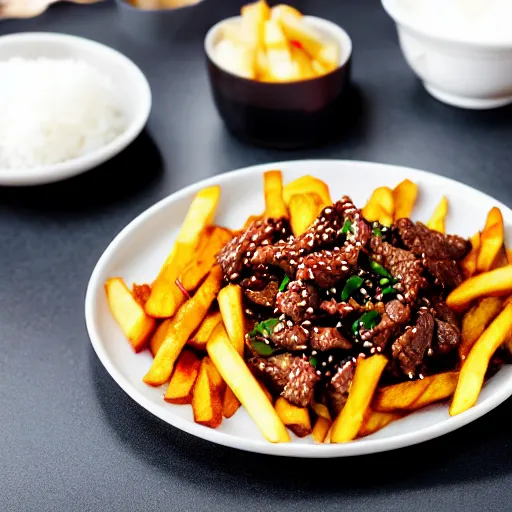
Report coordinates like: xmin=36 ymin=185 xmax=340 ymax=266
xmin=0 ymin=57 xmax=127 ymax=170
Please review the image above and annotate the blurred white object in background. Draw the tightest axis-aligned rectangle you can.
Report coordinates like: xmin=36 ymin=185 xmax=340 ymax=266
xmin=0 ymin=0 xmax=102 ymax=19
xmin=382 ymin=0 xmax=512 ymax=110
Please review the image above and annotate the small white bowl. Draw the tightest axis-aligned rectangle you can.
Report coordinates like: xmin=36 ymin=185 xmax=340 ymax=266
xmin=0 ymin=33 xmax=152 ymax=186
xmin=382 ymin=0 xmax=512 ymax=110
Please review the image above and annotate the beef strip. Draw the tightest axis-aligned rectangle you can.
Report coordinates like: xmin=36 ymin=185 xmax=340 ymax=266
xmin=369 ymin=300 xmax=411 ymax=349
xmin=282 ymin=357 xmax=320 ymax=407
xmin=244 ymin=280 xmax=279 ymax=308
xmin=319 ymin=299 xmax=355 ymax=317
xmin=271 ymin=323 xmax=310 ymax=351
xmin=310 ymin=327 xmax=352 ymax=351
xmin=392 ymin=311 xmax=435 ymax=376
xmin=423 ymin=258 xmax=464 ymax=290
xmin=249 ymin=353 xmax=295 ymax=391
xmin=327 ymin=359 xmax=355 ymax=415
xmin=435 ymin=319 xmax=461 ymax=355
xmin=275 ymin=280 xmax=319 ymax=323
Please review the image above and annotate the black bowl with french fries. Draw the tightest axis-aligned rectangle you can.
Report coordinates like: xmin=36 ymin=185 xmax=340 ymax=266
xmin=204 ymin=3 xmax=352 ymax=149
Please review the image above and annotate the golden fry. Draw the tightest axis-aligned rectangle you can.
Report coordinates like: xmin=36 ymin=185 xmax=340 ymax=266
xmin=207 ymin=324 xmax=290 ymax=443
xmin=372 ymin=372 xmax=458 ymax=412
xmin=450 ymin=304 xmax=512 ymax=416
xmin=460 ymin=297 xmax=503 ymax=360
xmin=149 ymin=318 xmax=173 ymax=357
xmin=143 ymin=266 xmax=223 ymax=386
xmin=392 ymin=179 xmax=418 ymax=221
xmin=164 ymin=349 xmax=201 ymax=404
xmin=270 ymin=4 xmax=302 ymax=21
xmin=264 ymin=170 xmax=288 ymax=219
xmin=507 ymin=248 xmax=512 ymax=265
xmin=362 ymin=187 xmax=394 ymax=227
xmin=461 ymin=232 xmax=481 ymax=278
xmin=331 ymin=355 xmax=388 ymax=443
xmin=263 ymin=20 xmax=299 ymax=82
xmin=223 ymin=387 xmax=241 ymax=419
xmin=105 ymin=277 xmax=156 ymax=353
xmin=217 ymin=284 xmax=246 ymax=355
xmin=145 ymin=186 xmax=221 ymax=318
xmin=179 ymin=226 xmax=232 ymax=292
xmin=358 ymin=409 xmax=402 ymax=438
xmin=312 ymin=417 xmax=332 ymax=443
xmin=288 ymin=193 xmax=323 ymax=236
xmin=188 ymin=310 xmax=222 ymax=351
xmin=192 ymin=356 xmax=225 ymax=428
xmin=427 ymin=196 xmax=448 ymax=234
xmin=477 ymin=207 xmax=504 ymax=273
xmin=290 ymin=45 xmax=316 ymax=79
xmin=282 ymin=175 xmax=332 ymax=208
xmin=311 ymin=401 xmax=332 ymax=421
xmin=446 ymin=265 xmax=512 ymax=311
xmin=275 ymin=397 xmax=312 ymax=438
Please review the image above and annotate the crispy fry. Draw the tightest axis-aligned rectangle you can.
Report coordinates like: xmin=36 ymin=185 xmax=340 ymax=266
xmin=275 ymin=397 xmax=312 ymax=437
xmin=143 ymin=266 xmax=223 ymax=386
xmin=372 ymin=372 xmax=458 ymax=412
xmin=192 ymin=356 xmax=224 ymax=428
xmin=179 ymin=226 xmax=233 ymax=291
xmin=164 ymin=349 xmax=201 ymax=404
xmin=461 ymin=232 xmax=481 ymax=278
xmin=132 ymin=283 xmax=152 ymax=307
xmin=282 ymin=175 xmax=332 ymax=207
xmin=288 ymin=193 xmax=323 ymax=236
xmin=145 ymin=186 xmax=221 ymax=318
xmin=477 ymin=207 xmax=505 ymax=273
xmin=207 ymin=324 xmax=290 ymax=443
xmin=312 ymin=416 xmax=331 ymax=443
xmin=392 ymin=179 xmax=418 ymax=221
xmin=290 ymin=45 xmax=316 ymax=79
xmin=492 ymin=246 xmax=509 ymax=270
xmin=460 ymin=297 xmax=503 ymax=360
xmin=240 ymin=0 xmax=270 ymax=46
xmin=427 ymin=196 xmax=448 ymax=234
xmin=450 ymin=304 xmax=512 ymax=416
xmin=362 ymin=186 xmax=394 ymax=227
xmin=508 ymin=248 xmax=512 ymax=265
xmin=446 ymin=265 xmax=512 ymax=311
xmin=311 ymin=401 xmax=332 ymax=421
xmin=188 ymin=310 xmax=222 ymax=351
xmin=217 ymin=284 xmax=246 ymax=355
xmin=264 ymin=170 xmax=288 ymax=219
xmin=149 ymin=318 xmax=173 ymax=357
xmin=222 ymin=387 xmax=241 ymax=418
xmin=263 ymin=19 xmax=299 ymax=82
xmin=331 ymin=355 xmax=388 ymax=443
xmin=105 ymin=278 xmax=156 ymax=352
xmin=358 ymin=409 xmax=402 ymax=438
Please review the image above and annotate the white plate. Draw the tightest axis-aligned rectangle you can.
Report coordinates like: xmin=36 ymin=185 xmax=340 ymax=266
xmin=85 ymin=160 xmax=512 ymax=458
xmin=0 ymin=33 xmax=151 ymax=186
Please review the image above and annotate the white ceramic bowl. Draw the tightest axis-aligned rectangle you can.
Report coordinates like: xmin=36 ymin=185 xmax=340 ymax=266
xmin=86 ymin=159 xmax=512 ymax=458
xmin=382 ymin=0 xmax=512 ymax=110
xmin=0 ymin=32 xmax=151 ymax=186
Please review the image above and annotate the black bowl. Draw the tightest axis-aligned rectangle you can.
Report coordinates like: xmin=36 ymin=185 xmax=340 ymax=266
xmin=204 ymin=16 xmax=353 ymax=149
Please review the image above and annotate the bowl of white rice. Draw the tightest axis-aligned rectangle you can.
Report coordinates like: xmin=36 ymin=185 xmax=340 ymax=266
xmin=0 ymin=32 xmax=152 ymax=186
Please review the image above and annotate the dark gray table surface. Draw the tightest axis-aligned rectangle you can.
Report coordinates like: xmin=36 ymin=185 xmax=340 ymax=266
xmin=1 ymin=1 xmax=512 ymax=511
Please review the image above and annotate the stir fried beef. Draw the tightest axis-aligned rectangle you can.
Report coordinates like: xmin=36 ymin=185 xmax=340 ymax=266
xmin=225 ymin=192 xmax=471 ymax=409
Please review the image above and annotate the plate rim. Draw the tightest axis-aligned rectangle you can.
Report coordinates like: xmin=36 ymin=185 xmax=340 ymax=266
xmin=85 ymin=159 xmax=512 ymax=458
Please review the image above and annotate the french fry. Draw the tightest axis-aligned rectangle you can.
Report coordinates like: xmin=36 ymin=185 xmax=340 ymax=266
xmin=450 ymin=304 xmax=512 ymax=416
xmin=288 ymin=193 xmax=323 ymax=236
xmin=179 ymin=226 xmax=233 ymax=291
xmin=215 ymin=39 xmax=257 ymax=80
xmin=145 ymin=186 xmax=221 ymax=318
xmin=275 ymin=397 xmax=312 ymax=437
xmin=311 ymin=59 xmax=327 ymax=76
xmin=290 ymin=45 xmax=316 ymax=79
xmin=282 ymin=175 xmax=332 ymax=207
xmin=263 ymin=19 xmax=299 ymax=82
xmin=331 ymin=355 xmax=388 ymax=443
xmin=188 ymin=310 xmax=222 ymax=351
xmin=217 ymin=284 xmax=245 ymax=355
xmin=362 ymin=187 xmax=394 ymax=227
xmin=207 ymin=324 xmax=290 ymax=443
xmin=240 ymin=0 xmax=270 ymax=47
xmin=427 ymin=196 xmax=448 ymax=234
xmin=132 ymin=283 xmax=152 ymax=307
xmin=460 ymin=297 xmax=503 ymax=360
xmin=312 ymin=417 xmax=331 ymax=443
xmin=270 ymin=4 xmax=302 ymax=21
xmin=255 ymin=48 xmax=269 ymax=78
xmin=477 ymin=207 xmax=504 ymax=273
xmin=392 ymin=179 xmax=418 ymax=221
xmin=508 ymin=248 xmax=512 ymax=265
xmin=164 ymin=349 xmax=201 ymax=404
xmin=264 ymin=170 xmax=288 ymax=219
xmin=461 ymin=232 xmax=481 ymax=278
xmin=222 ymin=387 xmax=241 ymax=418
xmin=446 ymin=265 xmax=512 ymax=311
xmin=311 ymin=400 xmax=332 ymax=421
xmin=143 ymin=266 xmax=223 ymax=386
xmin=358 ymin=409 xmax=402 ymax=438
xmin=192 ymin=356 xmax=225 ymax=428
xmin=149 ymin=318 xmax=173 ymax=357
xmin=372 ymin=372 xmax=458 ymax=412
xmin=105 ymin=278 xmax=156 ymax=353
xmin=492 ymin=246 xmax=509 ymax=270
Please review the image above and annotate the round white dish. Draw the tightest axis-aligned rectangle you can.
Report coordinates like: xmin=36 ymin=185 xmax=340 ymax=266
xmin=381 ymin=0 xmax=512 ymax=110
xmin=85 ymin=159 xmax=512 ymax=458
xmin=0 ymin=32 xmax=151 ymax=186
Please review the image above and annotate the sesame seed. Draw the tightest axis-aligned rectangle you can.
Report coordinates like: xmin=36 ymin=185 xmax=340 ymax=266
xmin=286 ymin=320 xmax=293 ymax=327
xmin=324 ymin=208 xmax=332 ymax=214
xmin=306 ymin=307 xmax=314 ymax=314
xmin=412 ymin=327 xmax=417 ymax=334
xmin=407 ymin=372 xmax=413 ymax=379
xmin=298 ymin=300 xmax=307 ymax=307
xmin=397 ymin=294 xmax=404 ymax=301
xmin=336 ymin=322 xmax=342 ymax=328
xmin=341 ymin=266 xmax=349 ymax=272
xmin=419 ymin=374 xmax=424 ymax=380
xmin=302 ymin=320 xmax=311 ymax=326
xmin=311 ymin=350 xmax=317 ymax=356
xmin=316 ymin=370 xmax=322 ymax=376
xmin=322 ymin=362 xmax=327 ymax=367
xmin=328 ymin=355 xmax=333 ymax=363
xmin=313 ymin=327 xmax=319 ymax=333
